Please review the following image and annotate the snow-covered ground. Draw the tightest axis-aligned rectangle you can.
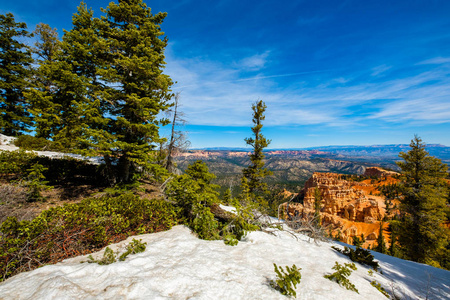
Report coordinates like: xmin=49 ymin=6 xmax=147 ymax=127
xmin=0 ymin=134 xmax=103 ymax=164
xmin=0 ymin=225 xmax=448 ymax=299
xmin=0 ymin=134 xmax=16 ymax=146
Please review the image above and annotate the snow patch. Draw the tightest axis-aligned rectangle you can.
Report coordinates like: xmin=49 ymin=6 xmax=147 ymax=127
xmin=1 ymin=225 xmax=448 ymax=299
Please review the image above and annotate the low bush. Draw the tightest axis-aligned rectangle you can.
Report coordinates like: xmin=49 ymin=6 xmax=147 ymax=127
xmin=86 ymin=238 xmax=147 ymax=265
xmin=14 ymin=135 xmax=65 ymax=152
xmin=87 ymin=247 xmax=117 ymax=265
xmin=332 ymin=246 xmax=379 ymax=270
xmin=118 ymin=239 xmax=147 ymax=261
xmin=23 ymin=163 xmax=53 ymax=202
xmin=0 ymin=150 xmax=107 ymax=187
xmin=324 ymin=261 xmax=358 ymax=293
xmin=270 ymin=263 xmax=302 ymax=297
xmin=0 ymin=150 xmax=36 ymax=180
xmin=0 ymin=193 xmax=179 ymax=281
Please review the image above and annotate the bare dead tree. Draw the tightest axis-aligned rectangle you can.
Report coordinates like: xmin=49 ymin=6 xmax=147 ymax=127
xmin=287 ymin=213 xmax=330 ymax=244
xmin=165 ymin=93 xmax=190 ymax=173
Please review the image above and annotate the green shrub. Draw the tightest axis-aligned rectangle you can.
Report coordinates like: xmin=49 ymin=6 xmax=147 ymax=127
xmin=270 ymin=263 xmax=302 ymax=297
xmin=0 ymin=150 xmax=36 ymax=179
xmin=23 ymin=163 xmax=53 ymax=202
xmin=14 ymin=135 xmax=64 ymax=151
xmin=332 ymin=246 xmax=379 ymax=270
xmin=324 ymin=261 xmax=358 ymax=293
xmin=167 ymin=161 xmax=221 ymax=240
xmin=0 ymin=193 xmax=179 ymax=281
xmin=221 ymin=198 xmax=259 ymax=246
xmin=118 ymin=239 xmax=147 ymax=261
xmin=0 ymin=150 xmax=107 ymax=187
xmin=87 ymin=247 xmax=117 ymax=265
xmin=167 ymin=161 xmax=259 ymax=245
xmin=87 ymin=239 xmax=147 ymax=265
xmin=370 ymin=280 xmax=390 ymax=298
xmin=190 ymin=204 xmax=220 ymax=240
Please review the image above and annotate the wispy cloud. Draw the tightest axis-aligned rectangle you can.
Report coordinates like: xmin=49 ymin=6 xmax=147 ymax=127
xmin=418 ymin=57 xmax=450 ymax=65
xmin=165 ymin=45 xmax=450 ymax=128
xmin=236 ymin=51 xmax=270 ymax=71
xmin=371 ymin=64 xmax=391 ymax=76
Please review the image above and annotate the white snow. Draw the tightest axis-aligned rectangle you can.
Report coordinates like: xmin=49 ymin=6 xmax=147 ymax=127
xmin=0 ymin=134 xmax=16 ymax=146
xmin=0 ymin=133 xmax=104 ymax=164
xmin=0 ymin=225 xmax=448 ymax=300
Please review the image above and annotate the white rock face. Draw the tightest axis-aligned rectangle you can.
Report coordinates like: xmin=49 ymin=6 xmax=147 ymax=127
xmin=0 ymin=225 xmax=449 ymax=300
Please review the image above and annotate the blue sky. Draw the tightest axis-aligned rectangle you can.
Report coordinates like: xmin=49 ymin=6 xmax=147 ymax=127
xmin=2 ymin=0 xmax=450 ymax=148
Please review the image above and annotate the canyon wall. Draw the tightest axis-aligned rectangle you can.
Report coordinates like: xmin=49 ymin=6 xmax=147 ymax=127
xmin=282 ymin=172 xmax=389 ymax=245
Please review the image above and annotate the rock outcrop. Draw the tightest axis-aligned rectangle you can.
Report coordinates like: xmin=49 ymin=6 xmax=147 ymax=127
xmin=282 ymin=172 xmax=387 ymax=245
xmin=364 ymin=167 xmax=398 ymax=178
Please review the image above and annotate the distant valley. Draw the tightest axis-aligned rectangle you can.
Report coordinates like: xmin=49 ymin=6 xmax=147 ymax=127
xmin=177 ymin=144 xmax=450 ymax=193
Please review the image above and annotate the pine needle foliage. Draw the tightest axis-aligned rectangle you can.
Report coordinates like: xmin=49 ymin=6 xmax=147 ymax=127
xmin=396 ymin=136 xmax=449 ymax=266
xmin=370 ymin=280 xmax=390 ymax=298
xmin=87 ymin=238 xmax=147 ymax=265
xmin=242 ymin=100 xmax=272 ymax=206
xmin=332 ymin=246 xmax=379 ymax=270
xmin=87 ymin=247 xmax=117 ymax=265
xmin=270 ymin=263 xmax=302 ymax=297
xmin=167 ymin=161 xmax=221 ymax=240
xmin=118 ymin=239 xmax=147 ymax=261
xmin=324 ymin=261 xmax=358 ymax=293
xmin=0 ymin=13 xmax=33 ymax=136
xmin=23 ymin=163 xmax=53 ymax=202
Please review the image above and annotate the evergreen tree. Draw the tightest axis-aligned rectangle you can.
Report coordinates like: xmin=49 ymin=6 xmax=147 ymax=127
xmin=396 ymin=136 xmax=449 ymax=265
xmin=242 ymin=100 xmax=272 ymax=197
xmin=167 ymin=160 xmax=220 ymax=240
xmin=98 ymin=0 xmax=174 ymax=182
xmin=387 ymin=220 xmax=400 ymax=257
xmin=56 ymin=3 xmax=112 ymax=153
xmin=352 ymin=235 xmax=363 ymax=248
xmin=223 ymin=188 xmax=232 ymax=204
xmin=374 ymin=221 xmax=387 ymax=254
xmin=26 ymin=4 xmax=108 ymax=149
xmin=25 ymin=23 xmax=60 ymax=139
xmin=27 ymin=1 xmax=174 ymax=184
xmin=0 ymin=13 xmax=33 ymax=136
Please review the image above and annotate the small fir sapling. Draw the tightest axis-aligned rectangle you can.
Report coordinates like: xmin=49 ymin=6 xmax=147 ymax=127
xmin=270 ymin=263 xmax=302 ymax=297
xmin=324 ymin=261 xmax=358 ymax=293
xmin=331 ymin=246 xmax=379 ymax=271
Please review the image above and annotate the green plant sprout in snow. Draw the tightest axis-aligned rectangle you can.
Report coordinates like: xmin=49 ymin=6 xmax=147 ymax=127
xmin=324 ymin=261 xmax=359 ymax=293
xmin=87 ymin=239 xmax=147 ymax=265
xmin=370 ymin=280 xmax=390 ymax=298
xmin=270 ymin=263 xmax=302 ymax=297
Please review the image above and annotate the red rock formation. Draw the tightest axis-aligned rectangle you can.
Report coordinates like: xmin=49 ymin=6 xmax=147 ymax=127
xmin=281 ymin=172 xmax=388 ymax=246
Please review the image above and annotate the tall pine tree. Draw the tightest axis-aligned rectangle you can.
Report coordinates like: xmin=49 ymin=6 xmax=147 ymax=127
xmin=0 ymin=13 xmax=33 ymax=136
xmin=26 ymin=1 xmax=174 ymax=184
xmin=98 ymin=0 xmax=173 ymax=182
xmin=243 ymin=100 xmax=272 ymax=195
xmin=25 ymin=23 xmax=60 ymax=139
xmin=396 ymin=136 xmax=449 ymax=265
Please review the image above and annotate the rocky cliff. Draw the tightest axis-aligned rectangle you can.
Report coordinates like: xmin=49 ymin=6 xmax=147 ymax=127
xmin=282 ymin=172 xmax=391 ymax=246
